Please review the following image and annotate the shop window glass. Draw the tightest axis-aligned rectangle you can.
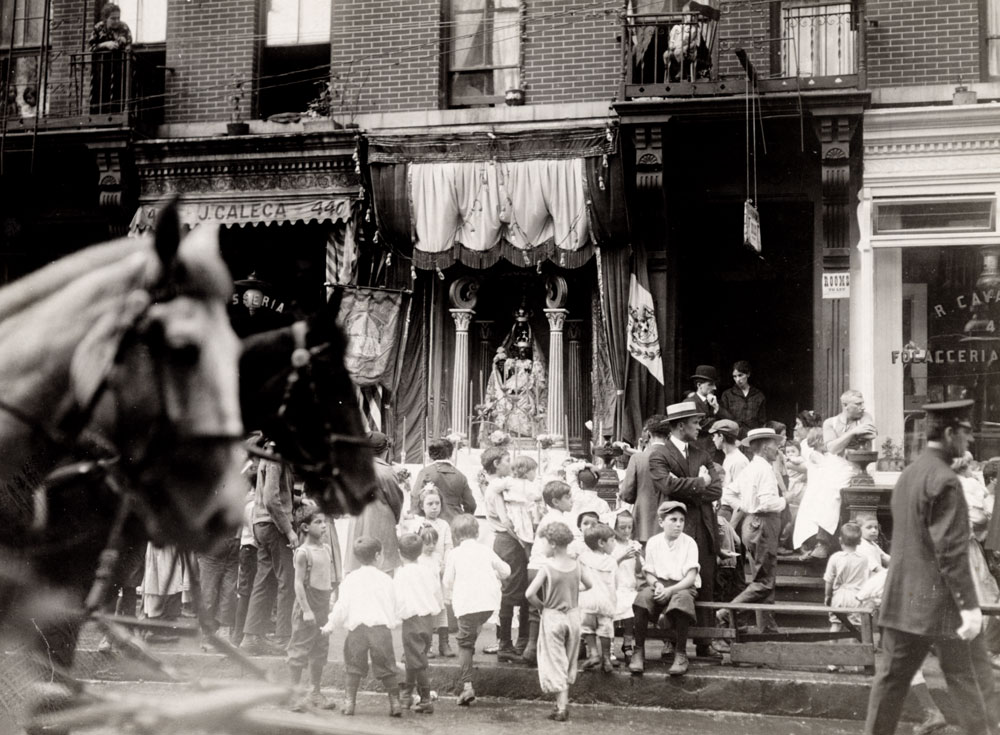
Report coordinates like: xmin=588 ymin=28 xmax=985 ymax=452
xmin=901 ymin=246 xmax=1000 ymax=461
xmin=447 ymin=0 xmax=521 ymax=107
xmin=875 ymin=198 xmax=996 ymax=235
xmin=781 ymin=1 xmax=855 ymax=77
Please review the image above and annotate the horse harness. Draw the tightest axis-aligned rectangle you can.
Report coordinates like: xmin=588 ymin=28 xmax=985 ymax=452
xmin=247 ymin=317 xmax=368 ymax=476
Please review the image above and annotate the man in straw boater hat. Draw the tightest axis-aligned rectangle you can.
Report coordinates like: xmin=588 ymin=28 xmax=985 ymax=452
xmin=626 ymin=401 xmax=723 ymax=672
xmin=865 ymin=400 xmax=1000 ymax=735
xmin=716 ymin=427 xmax=786 ymax=634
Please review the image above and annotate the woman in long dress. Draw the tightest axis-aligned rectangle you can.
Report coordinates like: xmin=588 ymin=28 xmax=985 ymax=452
xmin=344 ymin=432 xmax=404 ymax=574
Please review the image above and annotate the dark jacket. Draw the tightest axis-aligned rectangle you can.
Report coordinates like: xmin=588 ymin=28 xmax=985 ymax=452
xmin=621 ymin=440 xmax=722 ymax=549
xmin=718 ymin=385 xmax=767 ymax=437
xmin=411 ymin=461 xmax=477 ymax=522
xmin=879 ymin=446 xmax=979 ymax=637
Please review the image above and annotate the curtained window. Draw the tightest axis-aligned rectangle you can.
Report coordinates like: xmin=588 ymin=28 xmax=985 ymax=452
xmin=446 ymin=0 xmax=520 ymax=107
xmin=266 ymin=0 xmax=330 ymax=46
xmin=780 ymin=1 xmax=855 ymax=77
xmin=985 ymin=0 xmax=1000 ymax=78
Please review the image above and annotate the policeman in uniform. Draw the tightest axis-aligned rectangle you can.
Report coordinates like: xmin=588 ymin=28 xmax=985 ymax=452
xmin=864 ymin=399 xmax=996 ymax=735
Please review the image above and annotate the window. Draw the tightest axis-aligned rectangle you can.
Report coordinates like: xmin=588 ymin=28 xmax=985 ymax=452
xmin=0 ymin=0 xmax=46 ymax=120
xmin=875 ymin=198 xmax=997 ymax=235
xmin=266 ymin=0 xmax=330 ymax=45
xmin=983 ymin=0 xmax=1000 ymax=78
xmin=781 ymin=1 xmax=855 ymax=77
xmin=258 ymin=0 xmax=331 ymax=119
xmin=0 ymin=0 xmax=44 ymax=48
xmin=117 ymin=0 xmax=166 ymax=45
xmin=447 ymin=0 xmax=520 ymax=107
xmin=898 ymin=246 xmax=1000 ymax=462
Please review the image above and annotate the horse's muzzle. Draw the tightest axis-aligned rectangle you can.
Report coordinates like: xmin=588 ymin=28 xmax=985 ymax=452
xmin=138 ymin=437 xmax=245 ymax=550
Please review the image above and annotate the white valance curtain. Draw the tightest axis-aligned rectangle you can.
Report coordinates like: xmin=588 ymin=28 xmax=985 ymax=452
xmin=409 ymin=158 xmax=592 ymax=268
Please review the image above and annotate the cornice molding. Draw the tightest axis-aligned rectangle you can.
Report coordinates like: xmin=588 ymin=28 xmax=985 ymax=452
xmin=864 ymin=105 xmax=1000 ymax=159
xmin=134 ymin=131 xmax=360 ymax=198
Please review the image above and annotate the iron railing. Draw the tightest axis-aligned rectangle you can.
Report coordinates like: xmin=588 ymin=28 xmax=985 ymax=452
xmin=622 ymin=1 xmax=866 ymax=99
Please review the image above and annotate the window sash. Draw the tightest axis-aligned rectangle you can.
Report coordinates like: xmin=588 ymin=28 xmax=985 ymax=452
xmin=986 ymin=0 xmax=1000 ymax=77
xmin=781 ymin=1 xmax=855 ymax=77
xmin=448 ymin=0 xmax=520 ymax=103
xmin=0 ymin=0 xmax=45 ymax=49
xmin=267 ymin=0 xmax=331 ymax=46
xmin=117 ymin=0 xmax=166 ymax=45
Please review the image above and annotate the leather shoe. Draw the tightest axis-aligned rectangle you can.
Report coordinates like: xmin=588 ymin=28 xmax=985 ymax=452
xmin=660 ymin=641 xmax=675 ymax=661
xmin=628 ymin=646 xmax=645 ymax=674
xmin=913 ymin=713 xmax=947 ymax=735
xmin=668 ymin=652 xmax=689 ymax=677
xmin=696 ymin=644 xmax=720 ymax=659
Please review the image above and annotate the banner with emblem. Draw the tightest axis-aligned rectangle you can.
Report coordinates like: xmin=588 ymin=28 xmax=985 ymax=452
xmin=626 ymin=272 xmax=664 ymax=385
xmin=336 ymin=287 xmax=408 ymax=389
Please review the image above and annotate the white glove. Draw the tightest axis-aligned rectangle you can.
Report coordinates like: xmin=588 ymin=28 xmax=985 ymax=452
xmin=698 ymin=465 xmax=711 ymax=482
xmin=957 ymin=608 xmax=983 ymax=641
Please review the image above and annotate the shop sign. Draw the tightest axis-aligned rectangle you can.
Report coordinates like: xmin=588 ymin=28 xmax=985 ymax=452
xmin=822 ymin=271 xmax=850 ymax=299
xmin=891 ymin=347 xmax=1000 ymax=366
xmin=743 ymin=200 xmax=761 ymax=253
xmin=931 ymin=289 xmax=1000 ymax=318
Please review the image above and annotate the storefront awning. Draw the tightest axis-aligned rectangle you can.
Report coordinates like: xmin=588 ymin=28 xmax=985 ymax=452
xmin=129 ymin=195 xmax=354 ymax=233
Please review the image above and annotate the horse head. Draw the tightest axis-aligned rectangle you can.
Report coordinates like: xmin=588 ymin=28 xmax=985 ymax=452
xmin=70 ymin=204 xmax=245 ymax=547
xmin=240 ymin=290 xmax=375 ymax=516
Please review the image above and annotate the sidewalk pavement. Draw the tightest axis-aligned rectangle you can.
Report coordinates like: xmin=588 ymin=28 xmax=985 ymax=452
xmin=72 ymin=621 xmax=924 ymax=723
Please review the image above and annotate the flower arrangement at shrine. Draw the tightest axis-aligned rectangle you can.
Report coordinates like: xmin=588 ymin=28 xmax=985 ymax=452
xmin=485 ymin=429 xmax=513 ymax=448
xmin=536 ymin=433 xmax=562 ymax=450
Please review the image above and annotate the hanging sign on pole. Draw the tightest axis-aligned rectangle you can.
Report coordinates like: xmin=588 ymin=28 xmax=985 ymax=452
xmin=743 ymin=199 xmax=761 ymax=253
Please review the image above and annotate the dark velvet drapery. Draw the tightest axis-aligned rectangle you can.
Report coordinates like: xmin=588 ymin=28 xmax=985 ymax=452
xmin=390 ymin=275 xmax=428 ymax=464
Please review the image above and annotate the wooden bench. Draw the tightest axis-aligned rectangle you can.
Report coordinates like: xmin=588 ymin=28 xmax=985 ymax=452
xmin=651 ymin=601 xmax=878 ymax=672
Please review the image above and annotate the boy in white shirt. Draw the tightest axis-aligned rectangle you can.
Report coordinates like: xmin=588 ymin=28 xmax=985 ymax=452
xmin=629 ymin=501 xmax=700 ymax=677
xmin=443 ymin=514 xmax=511 ymax=705
xmin=394 ymin=533 xmax=443 ymax=714
xmin=322 ymin=536 xmax=401 ymax=717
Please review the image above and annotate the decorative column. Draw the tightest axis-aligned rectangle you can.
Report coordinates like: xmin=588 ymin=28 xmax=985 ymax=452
xmin=813 ymin=110 xmax=862 ymax=417
xmin=566 ymin=320 xmax=584 ymax=452
xmin=544 ymin=308 xmax=568 ymax=444
xmin=449 ymin=309 xmax=474 ymax=434
xmin=448 ymin=276 xmax=479 ymax=437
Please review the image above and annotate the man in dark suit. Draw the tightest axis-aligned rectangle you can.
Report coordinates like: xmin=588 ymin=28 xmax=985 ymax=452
xmin=624 ymin=402 xmax=723 ymax=671
xmin=411 ymin=437 xmax=477 ymax=522
xmin=865 ymin=400 xmax=996 ymax=735
xmin=688 ymin=364 xmax=731 ymax=460
xmin=620 ymin=414 xmax=667 ymax=544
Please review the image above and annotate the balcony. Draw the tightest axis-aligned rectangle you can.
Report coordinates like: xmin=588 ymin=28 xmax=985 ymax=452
xmin=621 ymin=1 xmax=867 ymax=101
xmin=0 ymin=51 xmax=159 ymax=138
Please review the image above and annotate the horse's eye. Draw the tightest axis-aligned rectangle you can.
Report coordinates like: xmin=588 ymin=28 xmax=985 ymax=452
xmin=171 ymin=344 xmax=201 ymax=367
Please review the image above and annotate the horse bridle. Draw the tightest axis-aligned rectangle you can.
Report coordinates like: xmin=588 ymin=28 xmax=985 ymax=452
xmin=248 ymin=318 xmax=369 ymax=478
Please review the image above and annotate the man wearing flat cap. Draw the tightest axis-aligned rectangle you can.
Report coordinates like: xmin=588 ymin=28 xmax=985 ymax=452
xmin=865 ymin=400 xmax=998 ymax=735
xmin=646 ymin=401 xmax=723 ymax=661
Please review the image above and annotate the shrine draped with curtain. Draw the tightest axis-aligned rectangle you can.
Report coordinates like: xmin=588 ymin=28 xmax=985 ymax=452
xmin=365 ymin=126 xmax=661 ymax=446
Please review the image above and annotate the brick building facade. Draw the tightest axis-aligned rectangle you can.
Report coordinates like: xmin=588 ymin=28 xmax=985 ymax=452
xmin=0 ymin=0 xmax=998 ymax=456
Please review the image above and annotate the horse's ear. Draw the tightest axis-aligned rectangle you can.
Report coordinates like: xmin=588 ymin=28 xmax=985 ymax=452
xmin=153 ymin=198 xmax=181 ymax=268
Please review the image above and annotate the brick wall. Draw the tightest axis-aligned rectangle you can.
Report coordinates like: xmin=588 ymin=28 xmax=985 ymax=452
xmin=164 ymin=0 xmax=259 ymax=123
xmin=522 ymin=1 xmax=620 ymax=105
xmin=329 ymin=0 xmax=440 ymax=114
xmin=46 ymin=0 xmax=91 ymax=117
xmin=866 ymin=0 xmax=981 ymax=86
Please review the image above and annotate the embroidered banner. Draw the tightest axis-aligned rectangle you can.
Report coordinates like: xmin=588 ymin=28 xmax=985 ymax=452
xmin=627 ymin=272 xmax=664 ymax=385
xmin=336 ymin=288 xmax=406 ymax=388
